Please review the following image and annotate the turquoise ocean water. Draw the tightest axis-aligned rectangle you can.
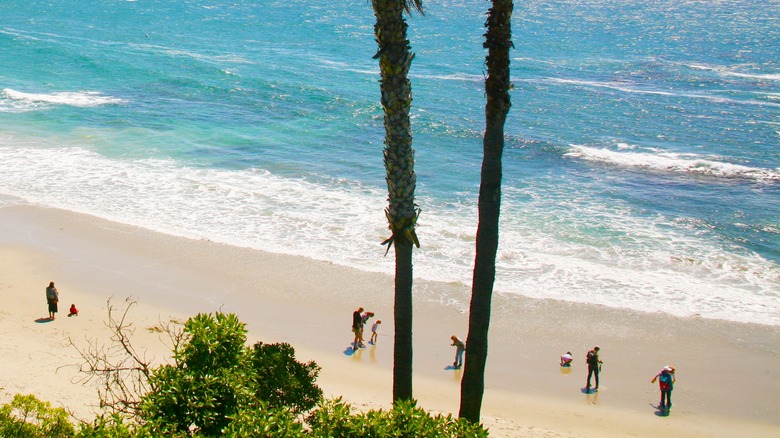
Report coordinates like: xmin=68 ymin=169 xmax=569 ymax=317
xmin=1 ymin=0 xmax=778 ymax=325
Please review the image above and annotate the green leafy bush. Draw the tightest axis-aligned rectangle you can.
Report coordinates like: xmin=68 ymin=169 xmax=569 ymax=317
xmin=0 ymin=394 xmax=75 ymax=438
xmin=139 ymin=312 xmax=323 ymax=436
xmin=74 ymin=414 xmax=135 ymax=438
xmin=307 ymin=399 xmax=489 ymax=438
xmin=251 ymin=342 xmax=322 ymax=415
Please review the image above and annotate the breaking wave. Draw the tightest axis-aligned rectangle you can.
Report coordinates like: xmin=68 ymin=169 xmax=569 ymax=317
xmin=1 ymin=88 xmax=126 ymax=110
xmin=566 ymin=145 xmax=780 ymax=182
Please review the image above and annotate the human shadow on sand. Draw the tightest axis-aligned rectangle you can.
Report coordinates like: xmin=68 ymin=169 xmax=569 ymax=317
xmin=35 ymin=317 xmax=53 ymax=323
xmin=652 ymin=403 xmax=670 ymax=417
xmin=344 ymin=344 xmax=366 ymax=356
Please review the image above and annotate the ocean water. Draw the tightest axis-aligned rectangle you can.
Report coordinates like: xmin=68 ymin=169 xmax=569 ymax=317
xmin=1 ymin=0 xmax=778 ymax=325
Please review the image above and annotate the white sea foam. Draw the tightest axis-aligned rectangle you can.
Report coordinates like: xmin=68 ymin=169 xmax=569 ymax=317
xmin=0 ymin=144 xmax=778 ymax=325
xmin=1 ymin=88 xmax=126 ymax=109
xmin=566 ymin=145 xmax=780 ymax=182
xmin=413 ymin=72 xmax=484 ymax=83
xmin=128 ymin=44 xmax=254 ymax=65
xmin=765 ymin=93 xmax=780 ymax=101
xmin=723 ymin=71 xmax=780 ymax=81
xmin=532 ymin=78 xmax=780 ymax=108
xmin=318 ymin=59 xmax=376 ymax=76
xmin=678 ymin=61 xmax=780 ymax=82
xmin=317 ymin=58 xmax=483 ymax=83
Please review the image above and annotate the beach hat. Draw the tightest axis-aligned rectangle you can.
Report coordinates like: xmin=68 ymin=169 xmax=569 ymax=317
xmin=663 ymin=365 xmax=675 ymax=372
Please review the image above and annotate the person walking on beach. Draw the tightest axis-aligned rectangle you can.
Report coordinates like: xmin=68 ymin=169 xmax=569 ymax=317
xmin=585 ymin=346 xmax=602 ymax=390
xmin=370 ymin=319 xmax=381 ymax=344
xmin=351 ymin=307 xmax=364 ymax=351
xmin=46 ymin=282 xmax=59 ymax=320
xmin=451 ymin=335 xmax=466 ymax=368
xmin=651 ymin=365 xmax=676 ymax=410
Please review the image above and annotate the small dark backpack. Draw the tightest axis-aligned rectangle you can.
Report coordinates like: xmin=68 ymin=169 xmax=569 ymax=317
xmin=659 ymin=372 xmax=672 ymax=390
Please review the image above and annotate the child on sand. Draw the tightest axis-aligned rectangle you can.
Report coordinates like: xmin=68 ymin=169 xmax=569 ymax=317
xmin=560 ymin=351 xmax=573 ymax=367
xmin=370 ymin=320 xmax=381 ymax=344
xmin=651 ymin=365 xmax=676 ymax=410
xmin=451 ymin=335 xmax=466 ymax=368
xmin=68 ymin=304 xmax=79 ymax=317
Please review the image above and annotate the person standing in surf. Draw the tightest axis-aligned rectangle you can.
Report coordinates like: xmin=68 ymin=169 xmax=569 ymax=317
xmin=585 ymin=346 xmax=602 ymax=391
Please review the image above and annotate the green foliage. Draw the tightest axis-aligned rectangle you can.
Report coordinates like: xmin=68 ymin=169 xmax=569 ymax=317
xmin=139 ymin=312 xmax=323 ymax=436
xmin=141 ymin=313 xmax=257 ymax=435
xmin=305 ymin=397 xmax=353 ymax=437
xmin=251 ymin=342 xmax=322 ymax=415
xmin=74 ymin=414 xmax=135 ymax=438
xmin=307 ymin=399 xmax=489 ymax=438
xmin=218 ymin=402 xmax=304 ymax=437
xmin=0 ymin=394 xmax=75 ymax=438
xmin=177 ymin=313 xmax=248 ymax=373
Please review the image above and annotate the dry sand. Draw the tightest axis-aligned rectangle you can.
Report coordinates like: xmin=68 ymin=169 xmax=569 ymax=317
xmin=1 ymin=203 xmax=778 ymax=437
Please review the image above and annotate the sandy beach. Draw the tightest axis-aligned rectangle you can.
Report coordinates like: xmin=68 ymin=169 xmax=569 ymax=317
xmin=1 ymin=202 xmax=778 ymax=437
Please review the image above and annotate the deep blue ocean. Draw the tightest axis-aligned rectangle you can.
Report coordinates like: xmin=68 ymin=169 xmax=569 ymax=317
xmin=1 ymin=0 xmax=778 ymax=325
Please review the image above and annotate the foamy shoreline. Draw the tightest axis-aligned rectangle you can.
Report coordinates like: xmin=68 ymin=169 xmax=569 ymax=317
xmin=2 ymin=144 xmax=778 ymax=328
xmin=1 ymin=203 xmax=778 ymax=437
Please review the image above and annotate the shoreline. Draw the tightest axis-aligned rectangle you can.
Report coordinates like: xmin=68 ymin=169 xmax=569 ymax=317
xmin=1 ymin=203 xmax=778 ymax=437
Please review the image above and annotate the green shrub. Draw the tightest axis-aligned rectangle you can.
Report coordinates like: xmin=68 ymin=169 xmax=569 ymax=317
xmin=141 ymin=313 xmax=257 ymax=435
xmin=177 ymin=313 xmax=248 ymax=373
xmin=139 ymin=312 xmax=323 ymax=436
xmin=251 ymin=342 xmax=322 ymax=415
xmin=218 ymin=402 xmax=305 ymax=437
xmin=74 ymin=414 xmax=135 ymax=438
xmin=307 ymin=399 xmax=489 ymax=438
xmin=0 ymin=394 xmax=75 ymax=438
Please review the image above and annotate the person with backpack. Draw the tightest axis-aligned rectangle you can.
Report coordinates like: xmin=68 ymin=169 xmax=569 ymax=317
xmin=45 ymin=281 xmax=59 ymax=320
xmin=585 ymin=346 xmax=602 ymax=391
xmin=651 ymin=365 xmax=676 ymax=410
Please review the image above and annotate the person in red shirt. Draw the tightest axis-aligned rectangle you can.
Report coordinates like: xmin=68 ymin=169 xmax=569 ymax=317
xmin=68 ymin=304 xmax=79 ymax=317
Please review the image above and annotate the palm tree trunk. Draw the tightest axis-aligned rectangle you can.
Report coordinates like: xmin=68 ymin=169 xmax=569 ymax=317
xmin=371 ymin=0 xmax=423 ymax=403
xmin=459 ymin=0 xmax=513 ymax=423
xmin=393 ymin=238 xmax=414 ymax=400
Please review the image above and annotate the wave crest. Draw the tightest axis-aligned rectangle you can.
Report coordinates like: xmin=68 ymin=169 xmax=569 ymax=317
xmin=1 ymin=88 xmax=126 ymax=109
xmin=566 ymin=145 xmax=780 ymax=182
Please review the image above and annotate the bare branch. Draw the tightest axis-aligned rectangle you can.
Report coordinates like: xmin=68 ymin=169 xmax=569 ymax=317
xmin=67 ymin=297 xmax=182 ymax=417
